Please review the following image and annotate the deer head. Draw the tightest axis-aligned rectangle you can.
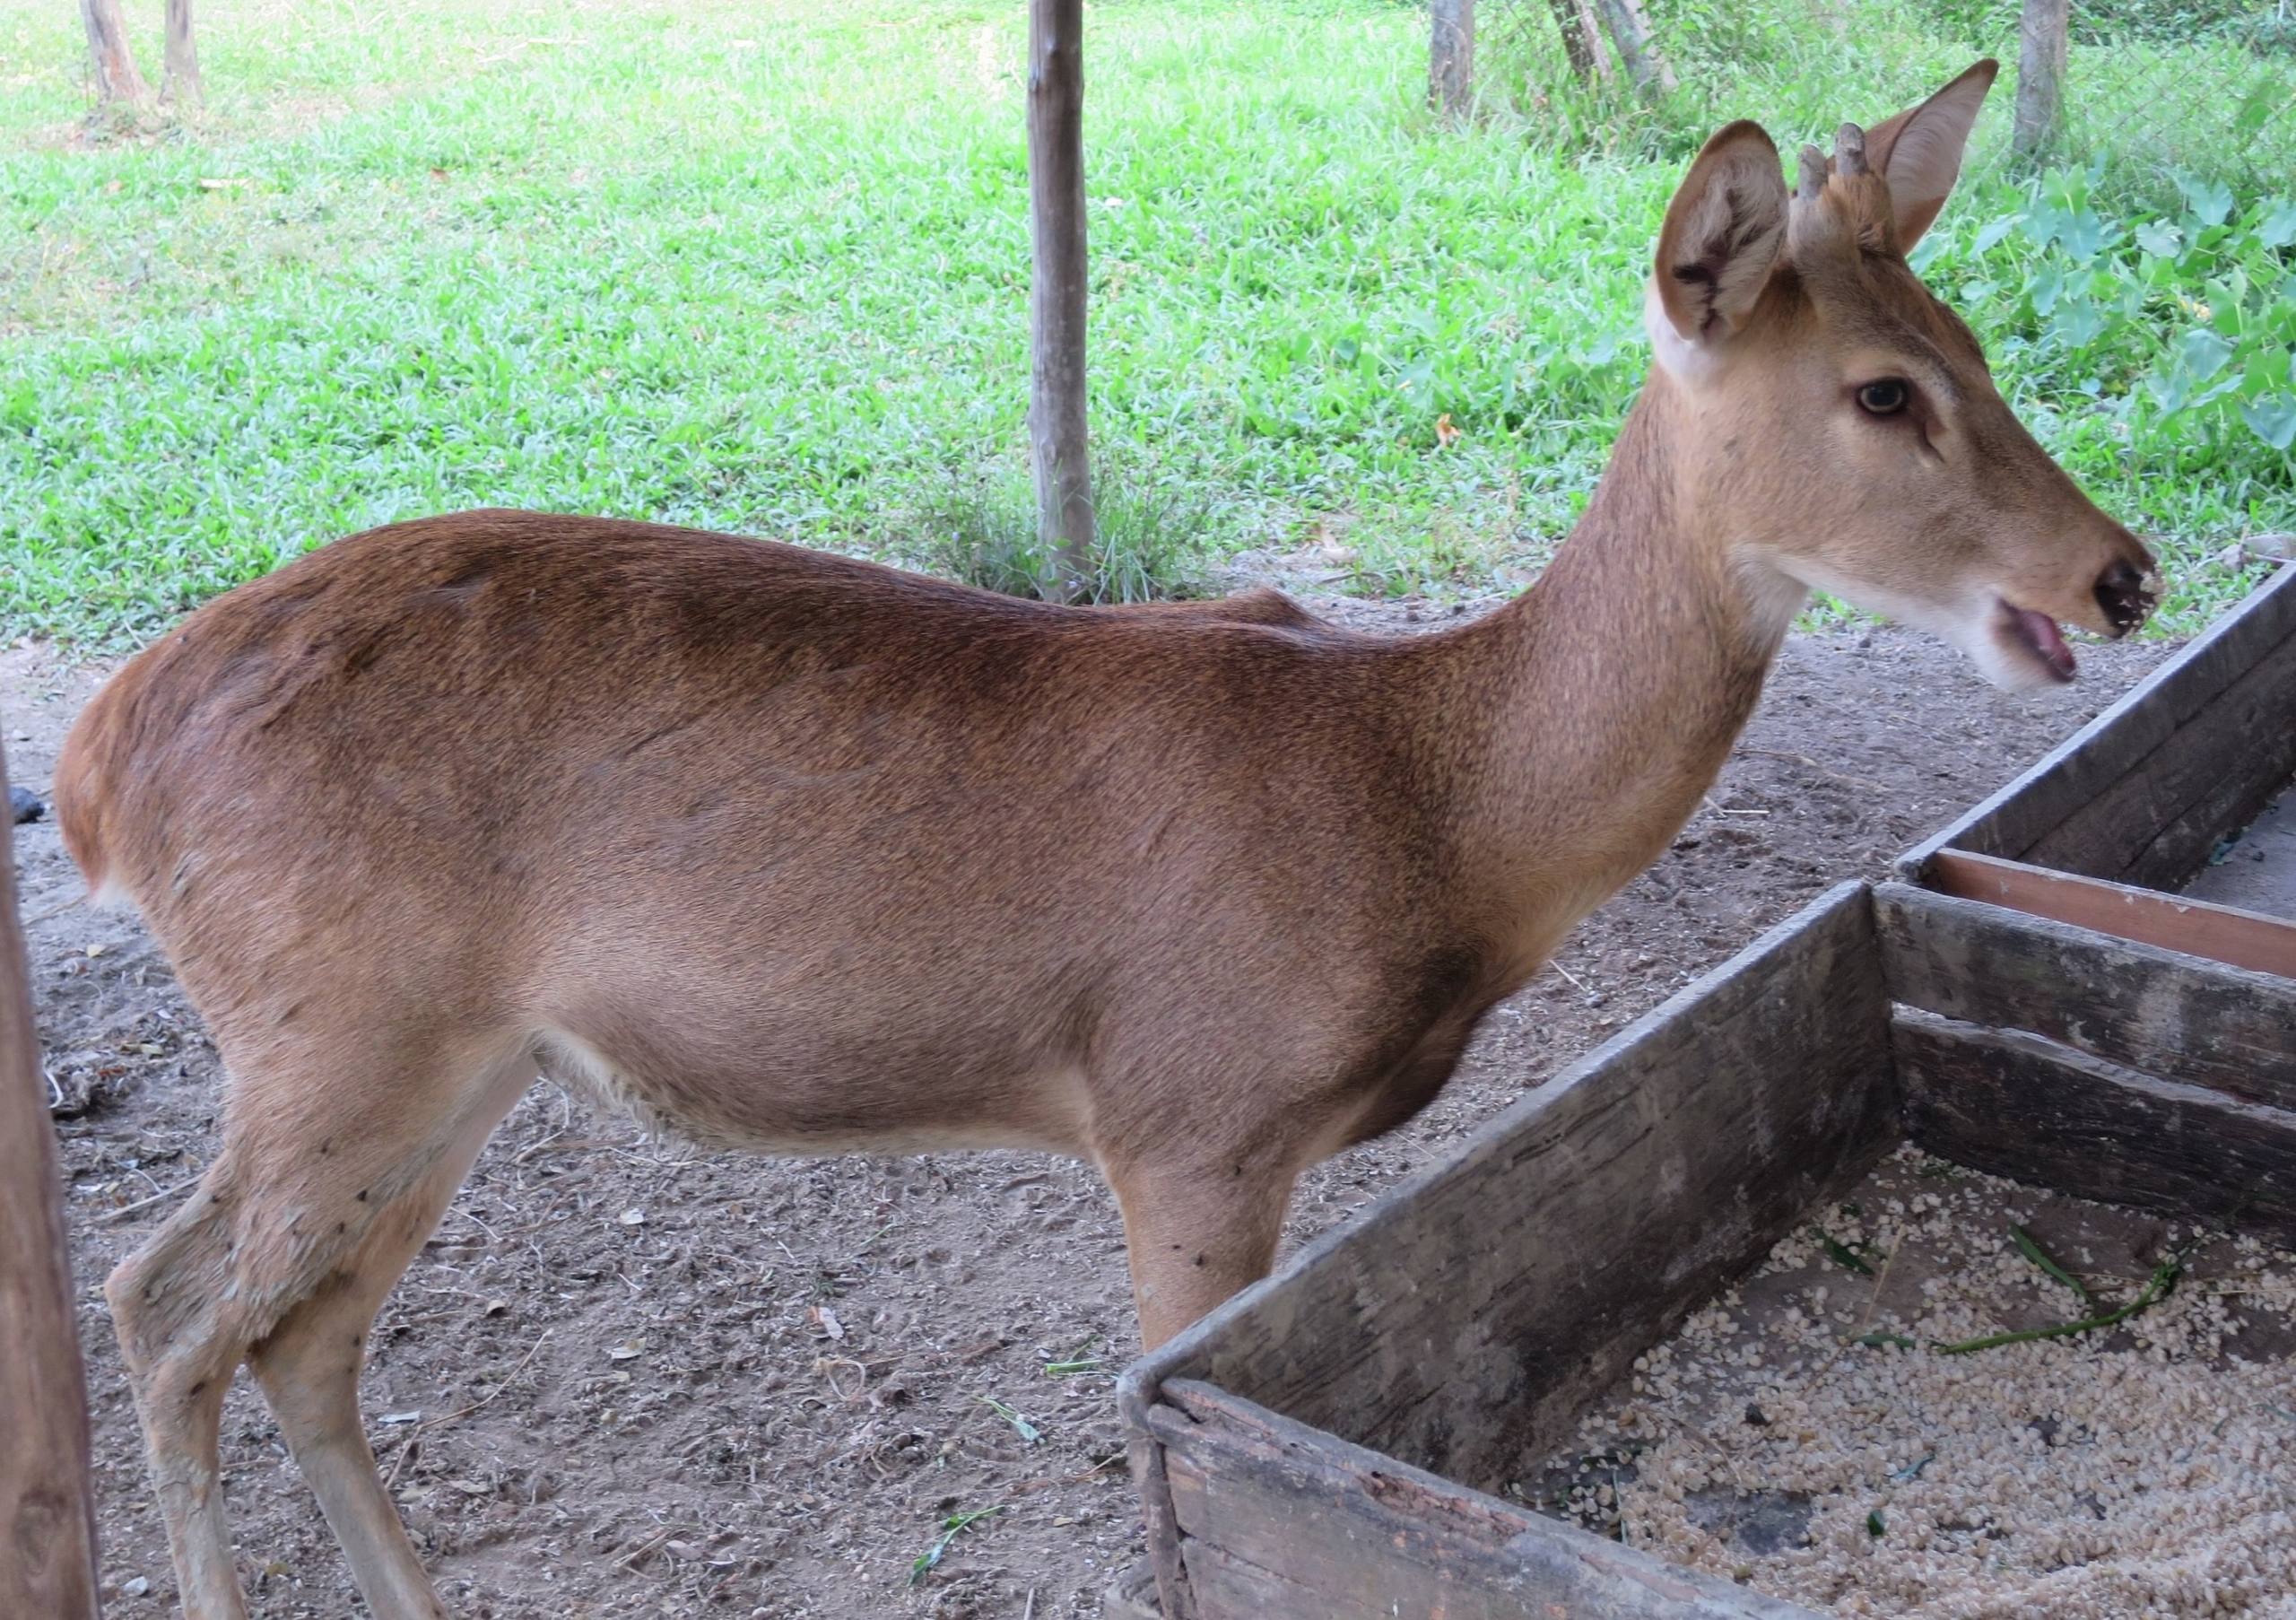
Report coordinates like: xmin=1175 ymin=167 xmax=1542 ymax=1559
xmin=1643 ymin=60 xmax=2159 ymax=690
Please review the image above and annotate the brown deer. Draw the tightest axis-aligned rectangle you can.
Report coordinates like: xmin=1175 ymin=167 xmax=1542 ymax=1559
xmin=57 ymin=60 xmax=2153 ymax=1619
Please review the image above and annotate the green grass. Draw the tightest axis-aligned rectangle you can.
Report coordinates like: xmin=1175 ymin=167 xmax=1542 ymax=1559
xmin=3 ymin=0 xmax=2290 ymax=645
xmin=909 ymin=455 xmax=1218 ymax=603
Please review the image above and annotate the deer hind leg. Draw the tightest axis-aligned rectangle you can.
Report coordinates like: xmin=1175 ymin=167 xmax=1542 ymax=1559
xmin=107 ymin=1034 xmax=532 ymax=1620
xmin=245 ymin=1050 xmax=530 ymax=1620
xmin=106 ymin=1181 xmax=258 ymax=1620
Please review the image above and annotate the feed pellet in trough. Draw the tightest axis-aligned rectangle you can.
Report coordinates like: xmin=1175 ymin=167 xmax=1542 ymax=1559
xmin=1532 ymin=1145 xmax=2296 ymax=1618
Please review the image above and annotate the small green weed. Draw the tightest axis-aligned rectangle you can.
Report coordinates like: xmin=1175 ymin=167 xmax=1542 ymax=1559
xmin=978 ymin=1395 xmax=1042 ymax=1444
xmin=1811 ymin=1227 xmax=1881 ymax=1278
xmin=1043 ymin=1333 xmax=1103 ymax=1377
xmin=2008 ymin=1224 xmax=2092 ymax=1309
xmin=908 ymin=1504 xmax=1001 ymax=1587
xmin=905 ymin=457 xmax=1217 ymax=605
xmin=1935 ymin=1248 xmax=2187 ymax=1354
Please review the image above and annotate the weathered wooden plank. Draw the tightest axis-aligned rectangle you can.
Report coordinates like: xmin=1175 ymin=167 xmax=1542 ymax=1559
xmin=1100 ymin=1559 xmax=1163 ymax=1620
xmin=1896 ymin=1013 xmax=2296 ymax=1248
xmin=1151 ymin=1382 xmax=1822 ymax=1620
xmin=1896 ymin=563 xmax=2296 ymax=885
xmin=1124 ymin=1422 xmax=1195 ymax=1620
xmin=1130 ymin=881 xmax=1896 ymax=1495
xmin=1876 ymin=884 xmax=2296 ymax=1110
xmin=2030 ymin=639 xmax=2296 ymax=889
xmin=2182 ymin=782 xmax=2296 ymax=920
xmin=1926 ymin=849 xmax=2296 ymax=980
xmin=1026 ymin=0 xmax=1094 ymax=597
xmin=0 ymin=738 xmax=104 ymax=1620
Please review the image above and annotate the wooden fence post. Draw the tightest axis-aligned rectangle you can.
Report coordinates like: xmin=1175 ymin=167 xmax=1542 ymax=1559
xmin=0 ymin=738 xmax=104 ymax=1620
xmin=2014 ymin=0 xmax=2069 ymax=159
xmin=1027 ymin=0 xmax=1093 ymax=603
xmin=1430 ymin=0 xmax=1474 ymax=117
xmin=161 ymin=0 xmax=202 ymax=107
xmin=79 ymin=0 xmax=150 ymax=107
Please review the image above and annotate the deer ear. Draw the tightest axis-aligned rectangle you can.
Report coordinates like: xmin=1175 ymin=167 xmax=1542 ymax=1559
xmin=1652 ymin=120 xmax=1788 ymax=350
xmin=1864 ymin=59 xmax=1997 ymax=248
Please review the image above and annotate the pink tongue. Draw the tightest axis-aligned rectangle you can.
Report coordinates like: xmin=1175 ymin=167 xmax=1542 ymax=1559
xmin=2015 ymin=607 xmax=2075 ymax=678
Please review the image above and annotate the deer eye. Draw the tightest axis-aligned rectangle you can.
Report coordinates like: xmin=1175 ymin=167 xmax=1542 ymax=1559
xmin=1857 ymin=379 xmax=1910 ymax=415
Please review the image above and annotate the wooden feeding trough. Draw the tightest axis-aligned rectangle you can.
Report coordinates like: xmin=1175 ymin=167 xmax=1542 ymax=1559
xmin=1898 ymin=557 xmax=2296 ymax=983
xmin=1108 ymin=562 xmax=2296 ymax=1620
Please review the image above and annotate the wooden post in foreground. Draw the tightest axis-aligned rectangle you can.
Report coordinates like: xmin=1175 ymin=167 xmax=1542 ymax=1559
xmin=161 ymin=0 xmax=202 ymax=107
xmin=1430 ymin=0 xmax=1474 ymax=117
xmin=79 ymin=0 xmax=150 ymax=107
xmin=1026 ymin=0 xmax=1093 ymax=603
xmin=2013 ymin=0 xmax=2068 ymax=159
xmin=0 ymin=738 xmax=103 ymax=1618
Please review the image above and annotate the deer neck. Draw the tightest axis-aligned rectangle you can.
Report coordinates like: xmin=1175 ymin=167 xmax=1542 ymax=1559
xmin=1431 ymin=377 xmax=1805 ymax=967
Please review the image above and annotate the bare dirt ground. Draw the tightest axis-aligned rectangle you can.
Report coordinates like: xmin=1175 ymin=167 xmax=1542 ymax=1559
xmin=4 ymin=602 xmax=2170 ymax=1620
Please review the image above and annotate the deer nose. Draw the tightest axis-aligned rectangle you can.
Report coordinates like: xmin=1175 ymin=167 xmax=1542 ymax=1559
xmin=2094 ymin=559 xmax=2153 ymax=636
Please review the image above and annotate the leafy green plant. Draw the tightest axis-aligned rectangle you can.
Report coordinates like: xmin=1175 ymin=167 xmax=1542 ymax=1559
xmin=908 ymin=1505 xmax=1000 ymax=1586
xmin=1906 ymin=159 xmax=2296 ymax=625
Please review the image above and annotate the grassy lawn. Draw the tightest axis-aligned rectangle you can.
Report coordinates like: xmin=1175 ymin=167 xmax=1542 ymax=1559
xmin=4 ymin=0 xmax=2291 ymax=644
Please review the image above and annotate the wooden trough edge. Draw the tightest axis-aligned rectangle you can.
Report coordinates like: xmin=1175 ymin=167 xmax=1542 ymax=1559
xmin=1894 ymin=560 xmax=2296 ymax=888
xmin=1874 ymin=883 xmax=2296 ymax=1110
xmin=1894 ymin=1011 xmax=2296 ymax=1250
xmin=1115 ymin=878 xmax=1889 ymax=1619
xmin=1926 ymin=849 xmax=2296 ymax=981
xmin=1135 ymin=1378 xmax=1825 ymax=1620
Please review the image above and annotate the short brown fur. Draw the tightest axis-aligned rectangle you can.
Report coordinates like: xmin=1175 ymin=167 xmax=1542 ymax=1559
xmin=58 ymin=64 xmax=2155 ymax=1620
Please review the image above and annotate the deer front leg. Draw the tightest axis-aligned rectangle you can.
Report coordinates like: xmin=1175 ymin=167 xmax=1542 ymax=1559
xmin=1105 ymin=1153 xmax=1298 ymax=1350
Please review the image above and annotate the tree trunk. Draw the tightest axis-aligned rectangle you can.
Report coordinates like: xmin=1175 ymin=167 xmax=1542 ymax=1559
xmin=161 ymin=0 xmax=202 ymax=107
xmin=1548 ymin=0 xmax=1609 ymax=83
xmin=0 ymin=740 xmax=104 ymax=1620
xmin=2013 ymin=0 xmax=2068 ymax=159
xmin=1429 ymin=0 xmax=1474 ymax=117
xmin=80 ymin=0 xmax=150 ymax=107
xmin=1589 ymin=0 xmax=1676 ymax=98
xmin=1578 ymin=0 xmax=1615 ymax=79
xmin=1026 ymin=0 xmax=1093 ymax=603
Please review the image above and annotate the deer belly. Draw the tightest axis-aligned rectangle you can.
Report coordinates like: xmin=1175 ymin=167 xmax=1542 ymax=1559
xmin=529 ymin=1007 xmax=1093 ymax=1159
